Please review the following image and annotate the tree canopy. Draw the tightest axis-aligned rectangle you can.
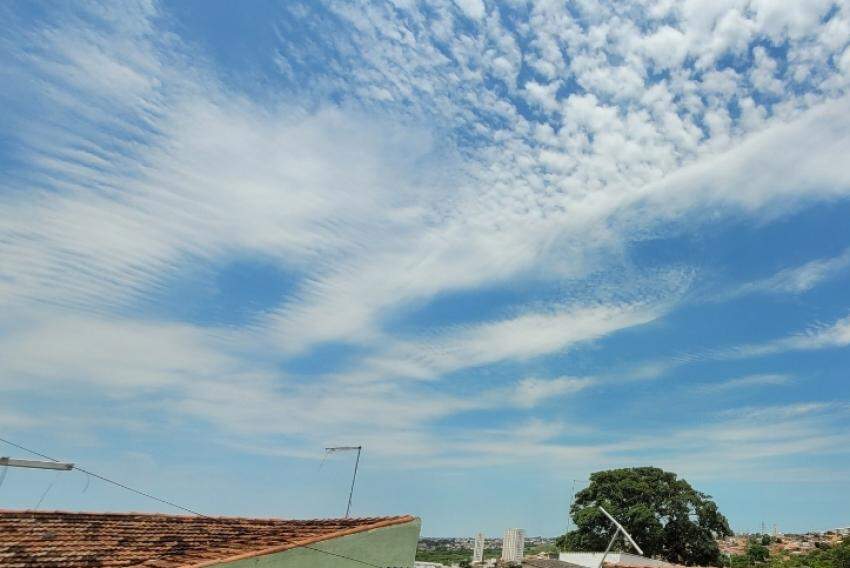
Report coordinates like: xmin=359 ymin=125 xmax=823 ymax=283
xmin=557 ymin=467 xmax=732 ymax=566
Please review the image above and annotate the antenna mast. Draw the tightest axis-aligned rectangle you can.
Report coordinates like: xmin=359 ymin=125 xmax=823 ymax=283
xmin=597 ymin=506 xmax=644 ymax=568
xmin=0 ymin=457 xmax=74 ymax=471
xmin=324 ymin=446 xmax=363 ymax=518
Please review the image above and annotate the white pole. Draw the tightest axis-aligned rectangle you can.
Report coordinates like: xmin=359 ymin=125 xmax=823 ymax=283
xmin=600 ymin=506 xmax=644 ymax=555
xmin=598 ymin=528 xmax=621 ymax=568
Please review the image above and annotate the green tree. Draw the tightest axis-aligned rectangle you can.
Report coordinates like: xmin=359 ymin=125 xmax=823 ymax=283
xmin=556 ymin=467 xmax=732 ymax=566
xmin=746 ymin=541 xmax=769 ymax=564
xmin=835 ymin=540 xmax=850 ymax=568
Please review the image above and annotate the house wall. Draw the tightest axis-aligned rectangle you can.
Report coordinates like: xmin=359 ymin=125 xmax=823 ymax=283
xmin=216 ymin=518 xmax=421 ymax=568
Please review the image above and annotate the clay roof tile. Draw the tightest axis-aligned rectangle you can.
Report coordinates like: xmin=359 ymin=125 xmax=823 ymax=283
xmin=0 ymin=509 xmax=415 ymax=567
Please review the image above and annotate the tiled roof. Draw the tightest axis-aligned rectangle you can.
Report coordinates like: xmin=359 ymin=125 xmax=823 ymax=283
xmin=0 ymin=509 xmax=416 ymax=567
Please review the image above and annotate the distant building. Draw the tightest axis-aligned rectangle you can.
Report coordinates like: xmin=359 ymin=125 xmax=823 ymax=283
xmin=502 ymin=528 xmax=525 ymax=563
xmin=474 ymin=532 xmax=486 ymax=563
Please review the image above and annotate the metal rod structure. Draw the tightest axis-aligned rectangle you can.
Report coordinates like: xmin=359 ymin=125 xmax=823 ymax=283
xmin=346 ymin=447 xmax=361 ymax=519
xmin=596 ymin=506 xmax=644 ymax=568
xmin=0 ymin=457 xmax=74 ymax=471
xmin=598 ymin=527 xmax=621 ymax=568
xmin=569 ymin=479 xmax=576 ymax=531
xmin=600 ymin=506 xmax=644 ymax=555
xmin=568 ymin=479 xmax=589 ymax=531
xmin=324 ymin=446 xmax=363 ymax=518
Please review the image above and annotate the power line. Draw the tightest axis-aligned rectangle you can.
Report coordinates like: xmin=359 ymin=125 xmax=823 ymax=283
xmin=0 ymin=435 xmax=206 ymax=516
xmin=301 ymin=545 xmax=386 ymax=568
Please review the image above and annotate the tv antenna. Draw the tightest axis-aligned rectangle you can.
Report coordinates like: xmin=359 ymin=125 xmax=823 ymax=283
xmin=324 ymin=446 xmax=362 ymax=518
xmin=568 ymin=479 xmax=589 ymax=531
xmin=1 ymin=457 xmax=74 ymax=471
xmin=597 ymin=506 xmax=644 ymax=568
xmin=0 ymin=457 xmax=75 ymax=509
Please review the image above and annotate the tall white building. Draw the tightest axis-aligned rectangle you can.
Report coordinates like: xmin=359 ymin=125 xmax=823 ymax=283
xmin=472 ymin=532 xmax=485 ymax=563
xmin=501 ymin=528 xmax=525 ymax=563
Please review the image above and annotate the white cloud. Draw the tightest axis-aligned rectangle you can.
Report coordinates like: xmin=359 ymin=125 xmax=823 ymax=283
xmin=524 ymin=80 xmax=561 ymax=112
xmin=453 ymin=0 xmax=485 ymax=20
xmin=626 ymin=313 xmax=850 ymax=381
xmin=642 ymin=402 xmax=850 ymax=479
xmin=275 ymin=0 xmax=850 ymax=360
xmin=697 ymin=373 xmax=792 ymax=393
xmin=0 ymin=312 xmax=242 ymax=393
xmin=751 ymin=46 xmax=784 ymax=95
xmin=642 ymin=25 xmax=689 ymax=70
xmin=417 ymin=402 xmax=850 ymax=476
xmin=511 ymin=376 xmax=593 ymax=408
xmin=730 ymin=248 xmax=850 ymax=297
xmin=2 ymin=0 xmax=850 ymax=473
xmin=738 ymin=314 xmax=850 ymax=356
xmin=6 ymin=0 xmax=850 ymax=363
xmin=359 ymin=301 xmax=667 ymax=382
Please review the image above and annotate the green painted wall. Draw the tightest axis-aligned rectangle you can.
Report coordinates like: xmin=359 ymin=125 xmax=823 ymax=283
xmin=217 ymin=519 xmax=421 ymax=568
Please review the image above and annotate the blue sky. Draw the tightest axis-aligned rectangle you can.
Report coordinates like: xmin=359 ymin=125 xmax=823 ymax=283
xmin=1 ymin=0 xmax=850 ymax=538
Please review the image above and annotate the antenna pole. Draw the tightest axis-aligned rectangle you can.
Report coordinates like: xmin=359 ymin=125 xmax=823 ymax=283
xmin=0 ymin=457 xmax=74 ymax=470
xmin=325 ymin=445 xmax=363 ymax=518
xmin=569 ymin=479 xmax=576 ymax=531
xmin=598 ymin=527 xmax=621 ymax=568
xmin=597 ymin=505 xmax=644 ymax=568
xmin=345 ymin=446 xmax=362 ymax=518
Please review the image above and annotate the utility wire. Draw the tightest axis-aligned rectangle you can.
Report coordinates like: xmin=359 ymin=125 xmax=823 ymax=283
xmin=301 ymin=545 xmax=386 ymax=568
xmin=0 ymin=436 xmax=394 ymax=568
xmin=0 ymin=435 xmax=204 ymax=516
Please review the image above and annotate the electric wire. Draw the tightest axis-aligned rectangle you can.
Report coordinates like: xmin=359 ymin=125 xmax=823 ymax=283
xmin=0 ymin=435 xmax=205 ymax=516
xmin=301 ymin=545 xmax=387 ymax=568
xmin=0 ymin=436 xmax=393 ymax=568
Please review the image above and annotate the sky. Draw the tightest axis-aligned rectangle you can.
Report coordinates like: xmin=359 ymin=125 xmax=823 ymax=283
xmin=1 ymin=0 xmax=849 ymax=539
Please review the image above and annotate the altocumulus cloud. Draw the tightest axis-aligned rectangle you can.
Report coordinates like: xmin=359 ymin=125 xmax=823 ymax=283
xmin=0 ymin=0 xmax=849 ymax=480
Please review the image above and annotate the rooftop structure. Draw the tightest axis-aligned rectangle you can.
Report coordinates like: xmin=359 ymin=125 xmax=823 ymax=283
xmin=0 ymin=509 xmax=420 ymax=567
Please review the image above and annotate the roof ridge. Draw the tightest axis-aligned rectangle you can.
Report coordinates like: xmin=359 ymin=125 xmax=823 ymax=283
xmin=0 ymin=510 xmax=419 ymax=567
xmin=0 ymin=509 xmax=411 ymax=523
xmin=186 ymin=515 xmax=419 ymax=568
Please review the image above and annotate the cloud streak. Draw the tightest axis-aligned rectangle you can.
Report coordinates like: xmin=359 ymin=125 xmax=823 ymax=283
xmin=728 ymin=248 xmax=850 ymax=298
xmin=0 ymin=0 xmax=849 ymax=486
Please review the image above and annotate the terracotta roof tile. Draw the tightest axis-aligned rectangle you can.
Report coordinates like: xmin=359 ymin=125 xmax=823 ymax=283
xmin=0 ymin=509 xmax=416 ymax=567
